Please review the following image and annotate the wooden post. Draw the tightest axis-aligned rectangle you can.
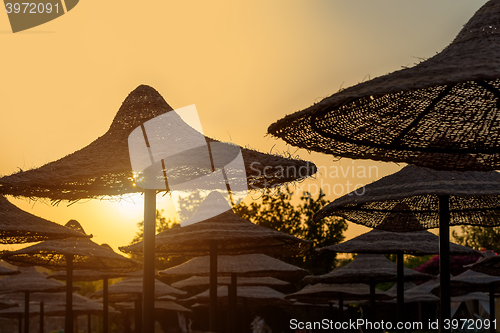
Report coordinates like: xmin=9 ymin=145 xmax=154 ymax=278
xmin=438 ymin=195 xmax=451 ymax=333
xmin=66 ymin=254 xmax=74 ymax=333
xmin=103 ymin=277 xmax=109 ymax=333
xmin=39 ymin=301 xmax=44 ymax=333
xmin=87 ymin=313 xmax=91 ymax=333
xmin=135 ymin=297 xmax=143 ymax=333
xmin=209 ymin=240 xmax=218 ymax=332
xmin=229 ymin=273 xmax=237 ymax=333
xmin=339 ymin=293 xmax=344 ymax=333
xmin=397 ymin=251 xmax=405 ymax=326
xmin=143 ymin=189 xmax=156 ymax=333
xmin=490 ymin=283 xmax=496 ymax=333
xmin=24 ymin=291 xmax=29 ymax=333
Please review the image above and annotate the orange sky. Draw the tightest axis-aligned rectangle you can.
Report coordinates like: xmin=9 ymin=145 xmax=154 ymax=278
xmin=0 ymin=1 xmax=487 ymax=252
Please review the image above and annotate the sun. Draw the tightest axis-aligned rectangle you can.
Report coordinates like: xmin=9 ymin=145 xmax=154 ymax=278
xmin=115 ymin=193 xmax=145 ymax=220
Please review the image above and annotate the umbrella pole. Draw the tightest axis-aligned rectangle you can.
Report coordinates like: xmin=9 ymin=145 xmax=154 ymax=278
xmin=18 ymin=313 xmax=22 ymax=333
xmin=339 ymin=293 xmax=344 ymax=332
xmin=24 ymin=291 xmax=29 ymax=333
xmin=209 ymin=240 xmax=218 ymax=332
xmin=438 ymin=195 xmax=451 ymax=333
xmin=489 ymin=283 xmax=495 ymax=333
xmin=370 ymin=279 xmax=376 ymax=321
xmin=135 ymin=297 xmax=143 ymax=333
xmin=229 ymin=273 xmax=237 ymax=333
xmin=40 ymin=301 xmax=44 ymax=333
xmin=397 ymin=251 xmax=404 ymax=325
xmin=87 ymin=313 xmax=91 ymax=333
xmin=103 ymin=277 xmax=109 ymax=333
xmin=66 ymin=254 xmax=74 ymax=333
xmin=143 ymin=189 xmax=156 ymax=333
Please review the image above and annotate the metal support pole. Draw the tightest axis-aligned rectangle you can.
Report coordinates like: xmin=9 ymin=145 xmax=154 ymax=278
xmin=438 ymin=195 xmax=451 ymax=333
xmin=397 ymin=251 xmax=405 ymax=327
xmin=103 ymin=277 xmax=109 ymax=333
xmin=490 ymin=283 xmax=496 ymax=333
xmin=143 ymin=189 xmax=156 ymax=333
xmin=24 ymin=291 xmax=29 ymax=333
xmin=209 ymin=240 xmax=218 ymax=332
xmin=39 ymin=301 xmax=44 ymax=333
xmin=66 ymin=254 xmax=74 ymax=333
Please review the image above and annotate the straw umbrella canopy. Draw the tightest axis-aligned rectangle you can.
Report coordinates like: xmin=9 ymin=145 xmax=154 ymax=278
xmin=0 ymin=84 xmax=316 ymax=202
xmin=0 ymin=196 xmax=89 ymax=244
xmin=285 ymin=283 xmax=392 ymax=305
xmin=267 ymin=0 xmax=500 ymax=172
xmin=0 ymin=84 xmax=317 ymax=333
xmin=0 ymin=267 xmax=77 ymax=333
xmin=0 ymin=264 xmax=19 ymax=276
xmin=317 ymin=227 xmax=478 ymax=322
xmin=180 ymin=286 xmax=288 ymax=307
xmin=90 ymin=277 xmax=186 ymax=302
xmin=46 ymin=261 xmax=140 ymax=333
xmin=114 ymin=300 xmax=191 ymax=313
xmin=314 ymin=164 xmax=500 ymax=328
xmin=2 ymin=221 xmax=142 ymax=333
xmin=171 ymin=276 xmax=290 ymax=290
xmin=432 ymin=269 xmax=500 ymax=333
xmin=159 ymin=253 xmax=309 ymax=280
xmin=160 ymin=252 xmax=308 ymax=333
xmin=467 ymin=253 xmax=500 ymax=276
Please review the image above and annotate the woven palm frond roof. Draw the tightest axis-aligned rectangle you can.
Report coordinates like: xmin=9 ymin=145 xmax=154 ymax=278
xmin=120 ymin=192 xmax=311 ymax=256
xmin=0 ymin=85 xmax=316 ymax=202
xmin=0 ymin=267 xmax=74 ymax=294
xmin=285 ymin=283 xmax=392 ymax=303
xmin=314 ymin=165 xmax=500 ymax=231
xmin=318 ymin=228 xmax=478 ymax=255
xmin=47 ymin=268 xmax=140 ymax=282
xmin=467 ymin=252 xmax=500 ymax=275
xmin=90 ymin=277 xmax=186 ymax=300
xmin=181 ymin=286 xmax=286 ymax=305
xmin=171 ymin=276 xmax=290 ymax=289
xmin=0 ymin=196 xmax=90 ymax=244
xmin=159 ymin=253 xmax=309 ymax=280
xmin=268 ymin=0 xmax=500 ymax=171
xmin=115 ymin=300 xmax=191 ymax=313
xmin=303 ymin=253 xmax=432 ymax=284
xmin=0 ymin=264 xmax=19 ymax=276
xmin=2 ymin=221 xmax=142 ymax=273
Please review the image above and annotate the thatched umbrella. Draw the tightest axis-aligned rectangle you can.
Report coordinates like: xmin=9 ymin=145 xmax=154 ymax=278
xmin=171 ymin=276 xmax=290 ymax=291
xmin=318 ymin=227 xmax=478 ymax=322
xmin=46 ymin=259 xmax=140 ymax=333
xmin=431 ymin=269 xmax=500 ymax=333
xmin=180 ymin=286 xmax=288 ymax=307
xmin=0 ymin=84 xmax=317 ymax=333
xmin=2 ymin=221 xmax=142 ymax=333
xmin=91 ymin=276 xmax=185 ymax=333
xmin=304 ymin=253 xmax=431 ymax=322
xmin=0 ymin=267 xmax=77 ymax=333
xmin=313 ymin=164 xmax=500 ymax=328
xmin=467 ymin=252 xmax=500 ymax=276
xmin=159 ymin=252 xmax=308 ymax=333
xmin=0 ymin=196 xmax=88 ymax=244
xmin=122 ymin=191 xmax=310 ymax=332
xmin=267 ymin=0 xmax=500 ymax=172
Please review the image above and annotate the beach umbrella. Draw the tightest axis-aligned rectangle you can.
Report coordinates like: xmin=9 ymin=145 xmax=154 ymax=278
xmin=317 ymin=227 xmax=478 ymax=322
xmin=2 ymin=221 xmax=141 ymax=333
xmin=304 ymin=253 xmax=431 ymax=322
xmin=313 ymin=164 xmax=500 ymax=329
xmin=0 ymin=84 xmax=316 ymax=333
xmin=267 ymin=0 xmax=500 ymax=172
xmin=0 ymin=267 xmax=77 ymax=333
xmin=122 ymin=191 xmax=310 ymax=332
xmin=467 ymin=252 xmax=500 ymax=276
xmin=46 ymin=259 xmax=140 ymax=333
xmin=0 ymin=196 xmax=88 ymax=244
xmin=159 ymin=252 xmax=308 ymax=333
xmin=431 ymin=269 xmax=500 ymax=333
xmin=91 ymin=276 xmax=185 ymax=333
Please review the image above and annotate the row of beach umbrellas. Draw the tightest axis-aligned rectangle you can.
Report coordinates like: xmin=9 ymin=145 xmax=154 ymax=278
xmin=3 ymin=1 xmax=500 ymax=333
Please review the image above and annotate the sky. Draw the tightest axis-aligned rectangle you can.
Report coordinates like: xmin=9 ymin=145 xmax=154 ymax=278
xmin=0 ymin=0 xmax=489 ymax=252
